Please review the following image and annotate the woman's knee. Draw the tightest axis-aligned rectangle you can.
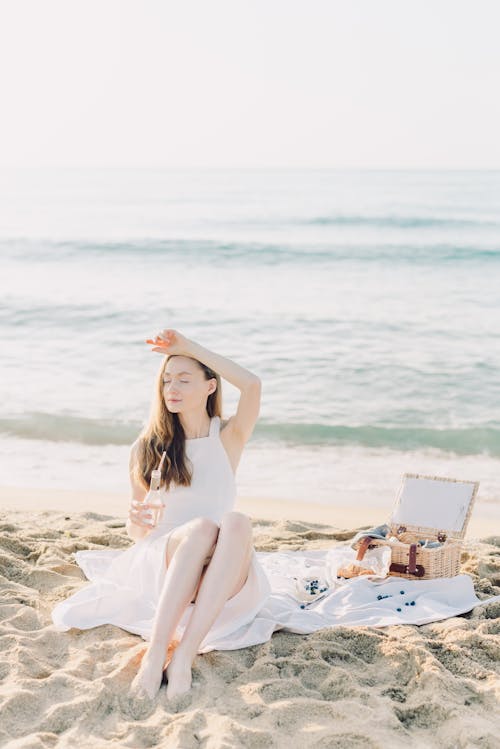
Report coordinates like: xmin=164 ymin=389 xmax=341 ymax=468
xmin=166 ymin=517 xmax=219 ymax=566
xmin=185 ymin=516 xmax=220 ymax=547
xmin=185 ymin=517 xmax=220 ymax=564
xmin=219 ymin=511 xmax=253 ymax=539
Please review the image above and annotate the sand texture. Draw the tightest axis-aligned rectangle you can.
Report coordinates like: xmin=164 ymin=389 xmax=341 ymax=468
xmin=0 ymin=508 xmax=499 ymax=749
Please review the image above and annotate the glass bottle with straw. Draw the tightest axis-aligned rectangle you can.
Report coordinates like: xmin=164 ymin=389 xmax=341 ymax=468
xmin=145 ymin=450 xmax=166 ymax=527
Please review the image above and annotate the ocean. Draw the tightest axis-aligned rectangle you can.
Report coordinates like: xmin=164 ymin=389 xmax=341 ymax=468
xmin=1 ymin=168 xmax=499 ymax=519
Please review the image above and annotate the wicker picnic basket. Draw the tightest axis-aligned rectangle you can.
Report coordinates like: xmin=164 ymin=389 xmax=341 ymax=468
xmin=354 ymin=473 xmax=479 ymax=580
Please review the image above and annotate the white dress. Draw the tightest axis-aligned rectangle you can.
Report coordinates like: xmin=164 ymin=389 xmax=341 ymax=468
xmin=51 ymin=415 xmax=272 ymax=653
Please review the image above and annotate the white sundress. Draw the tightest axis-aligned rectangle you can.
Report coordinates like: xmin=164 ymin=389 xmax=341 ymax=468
xmin=51 ymin=415 xmax=272 ymax=653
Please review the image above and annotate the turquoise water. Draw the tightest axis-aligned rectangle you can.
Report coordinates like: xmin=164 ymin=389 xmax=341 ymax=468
xmin=0 ymin=168 xmax=499 ymax=514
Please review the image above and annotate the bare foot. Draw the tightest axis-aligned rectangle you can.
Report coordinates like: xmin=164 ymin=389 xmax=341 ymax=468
xmin=164 ymin=649 xmax=193 ymax=699
xmin=130 ymin=647 xmax=164 ymax=700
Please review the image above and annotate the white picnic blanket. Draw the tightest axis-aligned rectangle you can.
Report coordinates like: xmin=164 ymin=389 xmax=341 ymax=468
xmin=191 ymin=548 xmax=500 ymax=653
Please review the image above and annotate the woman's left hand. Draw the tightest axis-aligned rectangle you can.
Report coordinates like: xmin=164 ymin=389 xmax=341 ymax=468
xmin=145 ymin=328 xmax=192 ymax=356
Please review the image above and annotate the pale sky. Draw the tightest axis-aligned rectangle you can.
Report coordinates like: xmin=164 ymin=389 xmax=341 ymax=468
xmin=1 ymin=0 xmax=499 ymax=169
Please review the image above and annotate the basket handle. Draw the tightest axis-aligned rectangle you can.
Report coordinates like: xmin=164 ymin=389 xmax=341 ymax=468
xmin=390 ymin=543 xmax=425 ymax=577
xmin=355 ymin=536 xmax=374 ymax=561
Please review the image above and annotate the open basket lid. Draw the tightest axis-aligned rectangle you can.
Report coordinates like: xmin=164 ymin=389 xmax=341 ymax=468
xmin=388 ymin=473 xmax=479 ymax=541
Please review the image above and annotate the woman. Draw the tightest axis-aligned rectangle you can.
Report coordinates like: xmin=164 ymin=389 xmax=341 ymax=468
xmin=51 ymin=329 xmax=272 ymax=701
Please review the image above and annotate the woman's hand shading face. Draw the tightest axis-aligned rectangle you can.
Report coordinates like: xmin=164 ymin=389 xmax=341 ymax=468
xmin=145 ymin=329 xmax=190 ymax=356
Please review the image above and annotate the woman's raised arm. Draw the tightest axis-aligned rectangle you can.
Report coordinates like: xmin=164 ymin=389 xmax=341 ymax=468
xmin=148 ymin=329 xmax=261 ymax=444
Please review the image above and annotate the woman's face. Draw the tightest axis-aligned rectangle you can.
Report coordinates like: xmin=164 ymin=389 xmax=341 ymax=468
xmin=162 ymin=356 xmax=215 ymax=412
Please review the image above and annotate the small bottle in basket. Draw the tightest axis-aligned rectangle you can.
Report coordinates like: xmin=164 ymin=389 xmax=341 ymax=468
xmin=145 ymin=451 xmax=166 ymax=527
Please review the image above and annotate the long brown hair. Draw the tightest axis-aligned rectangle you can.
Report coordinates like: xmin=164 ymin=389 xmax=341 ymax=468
xmin=131 ymin=354 xmax=222 ymax=492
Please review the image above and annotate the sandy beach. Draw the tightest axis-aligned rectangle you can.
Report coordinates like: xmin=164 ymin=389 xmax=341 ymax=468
xmin=0 ymin=487 xmax=499 ymax=748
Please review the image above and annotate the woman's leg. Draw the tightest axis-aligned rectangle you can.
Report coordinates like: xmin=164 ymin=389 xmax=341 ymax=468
xmin=165 ymin=511 xmax=254 ymax=699
xmin=130 ymin=517 xmax=220 ymax=699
